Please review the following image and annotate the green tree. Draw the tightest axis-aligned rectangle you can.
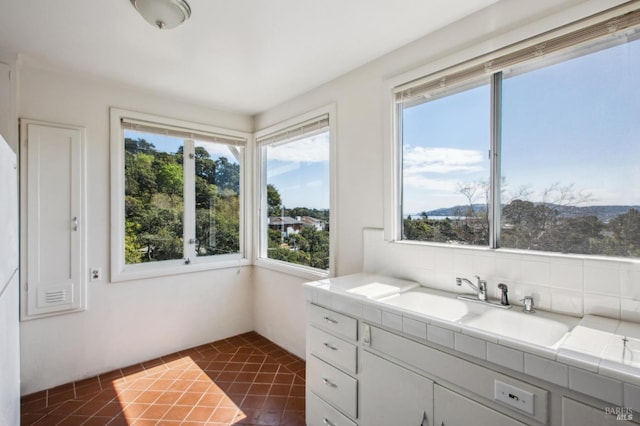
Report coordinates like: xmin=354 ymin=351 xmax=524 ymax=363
xmin=157 ymin=163 xmax=184 ymax=196
xmin=267 ymin=184 xmax=282 ymax=216
xmin=608 ymin=208 xmax=640 ymax=257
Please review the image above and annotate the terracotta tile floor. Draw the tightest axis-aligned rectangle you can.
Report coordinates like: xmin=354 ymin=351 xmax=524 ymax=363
xmin=21 ymin=332 xmax=306 ymax=425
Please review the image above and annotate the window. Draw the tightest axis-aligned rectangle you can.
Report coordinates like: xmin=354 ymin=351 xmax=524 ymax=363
xmin=110 ymin=109 xmax=249 ymax=281
xmin=395 ymin=7 xmax=640 ymax=258
xmin=256 ymin=107 xmax=334 ymax=276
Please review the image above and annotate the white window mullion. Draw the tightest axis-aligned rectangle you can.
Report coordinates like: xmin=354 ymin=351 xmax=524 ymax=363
xmin=183 ymin=139 xmax=196 ymax=263
xmin=489 ymin=72 xmax=503 ymax=249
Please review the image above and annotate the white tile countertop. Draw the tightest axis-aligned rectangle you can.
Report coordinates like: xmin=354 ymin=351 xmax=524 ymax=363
xmin=304 ymin=273 xmax=640 ymax=408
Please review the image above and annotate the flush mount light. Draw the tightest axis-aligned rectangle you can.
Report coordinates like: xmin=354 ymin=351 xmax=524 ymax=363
xmin=130 ymin=0 xmax=191 ymax=30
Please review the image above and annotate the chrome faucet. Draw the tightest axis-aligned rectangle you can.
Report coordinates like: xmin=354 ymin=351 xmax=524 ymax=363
xmin=456 ymin=275 xmax=487 ymax=301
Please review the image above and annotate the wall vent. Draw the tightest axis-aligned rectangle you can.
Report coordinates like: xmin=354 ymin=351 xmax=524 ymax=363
xmin=36 ymin=285 xmax=73 ymax=308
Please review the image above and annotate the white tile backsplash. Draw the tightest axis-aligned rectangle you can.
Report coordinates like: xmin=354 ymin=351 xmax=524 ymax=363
xmin=549 ymin=258 xmax=584 ymax=291
xmin=584 ymin=293 xmax=621 ymax=319
xmin=584 ymin=259 xmax=621 ymax=296
xmin=621 ymin=263 xmax=640 ymax=299
xmin=452 ymin=251 xmax=475 ymax=275
xmin=551 ymin=290 xmax=584 ymax=317
xmin=362 ymin=228 xmax=640 ymax=322
xmin=621 ymin=298 xmax=640 ymax=323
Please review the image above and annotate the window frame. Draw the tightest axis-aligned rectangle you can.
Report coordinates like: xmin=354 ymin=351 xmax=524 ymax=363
xmin=385 ymin=3 xmax=640 ymax=259
xmin=110 ymin=108 xmax=252 ymax=282
xmin=254 ymin=104 xmax=337 ymax=280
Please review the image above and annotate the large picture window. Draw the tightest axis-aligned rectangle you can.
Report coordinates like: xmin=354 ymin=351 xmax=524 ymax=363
xmin=256 ymin=108 xmax=334 ymax=275
xmin=111 ymin=109 xmax=249 ymax=281
xmin=396 ymin=8 xmax=640 ymax=258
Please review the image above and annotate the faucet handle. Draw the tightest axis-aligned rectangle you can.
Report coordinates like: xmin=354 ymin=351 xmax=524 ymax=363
xmin=521 ymin=296 xmax=535 ymax=313
xmin=497 ymin=283 xmax=509 ymax=306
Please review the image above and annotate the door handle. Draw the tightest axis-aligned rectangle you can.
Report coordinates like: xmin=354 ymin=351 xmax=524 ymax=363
xmin=72 ymin=216 xmax=78 ymax=231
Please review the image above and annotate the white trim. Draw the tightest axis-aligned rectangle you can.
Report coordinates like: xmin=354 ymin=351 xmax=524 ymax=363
xmin=254 ymin=103 xmax=337 ymax=277
xmin=254 ymin=257 xmax=329 ymax=281
xmin=110 ymin=108 xmax=251 ymax=283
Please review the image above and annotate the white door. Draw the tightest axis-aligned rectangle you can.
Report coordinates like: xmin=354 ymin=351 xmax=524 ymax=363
xmin=434 ymin=384 xmax=526 ymax=426
xmin=22 ymin=120 xmax=86 ymax=318
xmin=360 ymin=350 xmax=434 ymax=426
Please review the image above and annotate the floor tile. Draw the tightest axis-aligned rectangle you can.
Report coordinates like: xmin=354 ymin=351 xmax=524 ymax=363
xmin=21 ymin=332 xmax=306 ymax=425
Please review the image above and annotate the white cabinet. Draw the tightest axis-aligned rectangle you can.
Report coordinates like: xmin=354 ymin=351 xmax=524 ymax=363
xmin=307 ymin=304 xmax=359 ymax=425
xmin=360 ymin=350 xmax=433 ymax=426
xmin=308 ymin=355 xmax=358 ymax=419
xmin=434 ymin=385 xmax=527 ymax=426
xmin=561 ymin=398 xmax=626 ymax=426
xmin=307 ymin=391 xmax=357 ymax=426
xmin=20 ymin=120 xmax=86 ymax=318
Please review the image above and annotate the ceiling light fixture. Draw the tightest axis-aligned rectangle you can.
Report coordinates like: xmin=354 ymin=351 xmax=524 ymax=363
xmin=130 ymin=0 xmax=191 ymax=30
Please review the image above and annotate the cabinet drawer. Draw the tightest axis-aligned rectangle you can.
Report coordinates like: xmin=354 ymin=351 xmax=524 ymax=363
xmin=309 ymin=304 xmax=358 ymax=341
xmin=308 ymin=355 xmax=358 ymax=419
xmin=309 ymin=326 xmax=357 ymax=374
xmin=307 ymin=391 xmax=357 ymax=426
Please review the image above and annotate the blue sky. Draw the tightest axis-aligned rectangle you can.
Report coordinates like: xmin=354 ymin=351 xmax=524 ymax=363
xmin=402 ymin=36 xmax=640 ymax=214
xmin=266 ymin=132 xmax=330 ymax=210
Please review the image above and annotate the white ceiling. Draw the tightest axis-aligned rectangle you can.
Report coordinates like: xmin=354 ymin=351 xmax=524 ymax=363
xmin=0 ymin=0 xmax=498 ymax=115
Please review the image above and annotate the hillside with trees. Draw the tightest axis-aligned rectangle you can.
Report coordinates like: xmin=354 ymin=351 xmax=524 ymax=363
xmin=124 ymin=137 xmax=240 ymax=264
xmin=266 ymin=184 xmax=330 ymax=270
xmin=404 ymin=199 xmax=640 ymax=257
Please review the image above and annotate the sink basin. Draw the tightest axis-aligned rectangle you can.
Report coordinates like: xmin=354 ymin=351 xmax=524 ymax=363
xmin=380 ymin=287 xmax=486 ymax=323
xmin=462 ymin=309 xmax=574 ymax=347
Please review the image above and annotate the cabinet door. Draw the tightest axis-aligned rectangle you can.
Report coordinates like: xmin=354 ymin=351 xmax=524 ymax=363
xmin=22 ymin=120 xmax=86 ymax=318
xmin=434 ymin=384 xmax=526 ymax=426
xmin=360 ymin=350 xmax=433 ymax=426
xmin=562 ymin=398 xmax=628 ymax=426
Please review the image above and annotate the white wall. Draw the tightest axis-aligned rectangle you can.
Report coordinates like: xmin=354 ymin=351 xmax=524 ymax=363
xmin=18 ymin=61 xmax=255 ymax=395
xmin=252 ymin=0 xmax=634 ymax=356
xmin=252 ymin=268 xmax=308 ymax=359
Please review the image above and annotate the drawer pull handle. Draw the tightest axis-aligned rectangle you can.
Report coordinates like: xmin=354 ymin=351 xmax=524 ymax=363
xmin=323 ymin=316 xmax=338 ymax=324
xmin=323 ymin=342 xmax=338 ymax=350
xmin=322 ymin=377 xmax=338 ymax=388
xmin=323 ymin=418 xmax=336 ymax=426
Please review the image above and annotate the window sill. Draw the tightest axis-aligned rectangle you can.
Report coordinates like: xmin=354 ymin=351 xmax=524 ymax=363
xmin=111 ymin=255 xmax=251 ymax=283
xmin=254 ymin=257 xmax=330 ymax=281
xmin=392 ymin=239 xmax=640 ymax=264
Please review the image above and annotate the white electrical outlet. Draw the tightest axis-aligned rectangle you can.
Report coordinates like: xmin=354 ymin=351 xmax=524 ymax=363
xmin=494 ymin=380 xmax=534 ymax=415
xmin=90 ymin=267 xmax=102 ymax=281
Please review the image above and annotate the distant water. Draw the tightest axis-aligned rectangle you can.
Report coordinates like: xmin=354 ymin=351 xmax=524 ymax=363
xmin=404 ymin=215 xmax=466 ymax=220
